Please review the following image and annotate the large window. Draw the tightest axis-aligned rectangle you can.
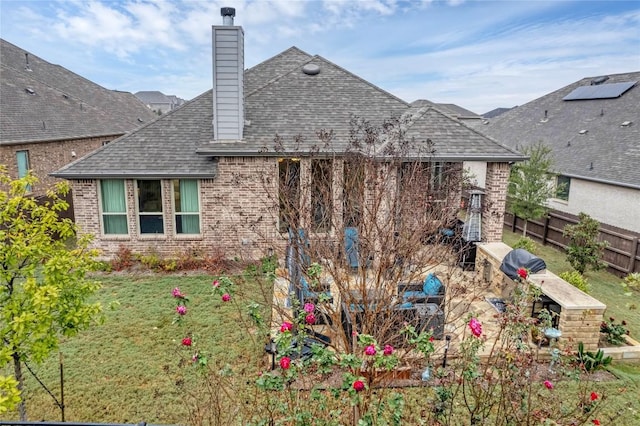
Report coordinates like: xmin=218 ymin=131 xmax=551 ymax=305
xmin=100 ymin=179 xmax=128 ymax=235
xmin=137 ymin=180 xmax=164 ymax=234
xmin=311 ymin=159 xmax=333 ymax=232
xmin=278 ymin=159 xmax=300 ymax=232
xmin=556 ymin=175 xmax=571 ymax=201
xmin=173 ymin=179 xmax=200 ymax=234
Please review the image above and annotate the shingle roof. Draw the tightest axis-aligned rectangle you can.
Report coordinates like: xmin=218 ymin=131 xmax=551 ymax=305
xmin=481 ymin=72 xmax=640 ymax=189
xmin=53 ymin=46 xmax=524 ymax=179
xmin=0 ymin=39 xmax=157 ymax=145
xmin=134 ymin=91 xmax=171 ymax=105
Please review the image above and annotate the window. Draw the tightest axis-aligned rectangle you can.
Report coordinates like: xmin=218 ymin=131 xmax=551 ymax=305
xmin=556 ymin=175 xmax=571 ymax=201
xmin=173 ymin=180 xmax=200 ymax=234
xmin=311 ymin=159 xmax=333 ymax=231
xmin=16 ymin=150 xmax=31 ymax=192
xmin=343 ymin=160 xmax=364 ymax=227
xmin=137 ymin=180 xmax=164 ymax=234
xmin=100 ymin=180 xmax=128 ymax=234
xmin=278 ymin=159 xmax=300 ymax=232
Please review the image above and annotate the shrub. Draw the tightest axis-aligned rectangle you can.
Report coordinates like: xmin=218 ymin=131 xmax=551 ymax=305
xmin=513 ymin=236 xmax=537 ymax=254
xmin=600 ymin=317 xmax=630 ymax=346
xmin=563 ymin=212 xmax=608 ymax=274
xmin=622 ymin=272 xmax=640 ymax=294
xmin=559 ymin=270 xmax=590 ymax=293
xmin=111 ymin=245 xmax=133 ymax=271
xmin=576 ymin=342 xmax=612 ymax=372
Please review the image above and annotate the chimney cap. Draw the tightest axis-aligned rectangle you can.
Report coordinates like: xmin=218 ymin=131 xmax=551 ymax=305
xmin=221 ymin=7 xmax=236 ymax=17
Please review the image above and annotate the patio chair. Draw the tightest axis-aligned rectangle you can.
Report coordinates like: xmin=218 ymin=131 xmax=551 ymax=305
xmin=344 ymin=227 xmax=373 ymax=269
xmin=398 ymin=273 xmax=445 ymax=310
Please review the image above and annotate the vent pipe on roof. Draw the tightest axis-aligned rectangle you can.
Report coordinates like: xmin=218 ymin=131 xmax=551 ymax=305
xmin=24 ymin=53 xmax=32 ymax=72
xmin=221 ymin=7 xmax=235 ymax=25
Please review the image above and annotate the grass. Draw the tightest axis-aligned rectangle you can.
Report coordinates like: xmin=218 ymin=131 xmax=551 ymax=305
xmin=3 ymin=239 xmax=640 ymax=424
xmin=2 ymin=272 xmax=272 ymax=423
xmin=503 ymin=230 xmax=640 ymax=339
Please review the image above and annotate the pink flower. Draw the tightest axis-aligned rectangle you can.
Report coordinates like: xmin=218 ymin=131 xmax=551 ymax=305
xmin=305 ymin=313 xmax=316 ymax=325
xmin=280 ymin=322 xmax=293 ymax=333
xmin=353 ymin=380 xmax=365 ymax=392
xmin=304 ymin=302 xmax=315 ymax=313
xmin=517 ymin=268 xmax=528 ymax=279
xmin=182 ymin=337 xmax=192 ymax=346
xmin=364 ymin=345 xmax=376 ymax=356
xmin=176 ymin=305 xmax=187 ymax=315
xmin=590 ymin=392 xmax=598 ymax=401
xmin=222 ymin=293 xmax=231 ymax=302
xmin=469 ymin=317 xmax=482 ymax=337
xmin=280 ymin=356 xmax=291 ymax=370
xmin=172 ymin=287 xmax=183 ymax=298
xmin=383 ymin=344 xmax=394 ymax=356
xmin=544 ymin=380 xmax=553 ymax=390
xmin=592 ymin=420 xmax=600 ymax=425
xmin=192 ymin=353 xmax=199 ymax=362
xmin=212 ymin=280 xmax=220 ymax=288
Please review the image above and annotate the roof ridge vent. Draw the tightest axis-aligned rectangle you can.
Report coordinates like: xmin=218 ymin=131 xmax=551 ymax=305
xmin=590 ymin=76 xmax=609 ymax=85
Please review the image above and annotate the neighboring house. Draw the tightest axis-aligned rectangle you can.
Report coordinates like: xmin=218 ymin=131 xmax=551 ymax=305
xmin=482 ymin=107 xmax=512 ymax=119
xmin=481 ymin=72 xmax=640 ymax=233
xmin=134 ymin=91 xmax=186 ymax=114
xmin=52 ymin=9 xmax=524 ymax=259
xmin=0 ymin=39 xmax=157 ymax=196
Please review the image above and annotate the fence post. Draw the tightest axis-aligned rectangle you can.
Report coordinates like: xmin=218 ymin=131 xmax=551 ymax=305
xmin=628 ymin=237 xmax=639 ymax=274
xmin=511 ymin=213 xmax=517 ymax=232
xmin=542 ymin=216 xmax=550 ymax=245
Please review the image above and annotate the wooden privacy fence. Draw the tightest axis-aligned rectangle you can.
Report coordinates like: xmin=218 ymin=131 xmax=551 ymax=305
xmin=503 ymin=211 xmax=640 ymax=276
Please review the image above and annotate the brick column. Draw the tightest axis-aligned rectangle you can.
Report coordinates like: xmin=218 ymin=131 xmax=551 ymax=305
xmin=483 ymin=162 xmax=510 ymax=242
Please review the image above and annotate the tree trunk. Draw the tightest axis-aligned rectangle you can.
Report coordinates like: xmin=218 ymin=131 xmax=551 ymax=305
xmin=522 ymin=220 xmax=528 ymax=237
xmin=13 ymin=352 xmax=27 ymax=420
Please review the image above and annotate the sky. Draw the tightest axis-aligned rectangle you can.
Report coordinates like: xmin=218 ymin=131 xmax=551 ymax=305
xmin=1 ymin=0 xmax=639 ymax=114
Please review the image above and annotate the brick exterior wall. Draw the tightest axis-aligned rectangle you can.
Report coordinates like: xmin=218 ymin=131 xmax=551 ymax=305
xmin=483 ymin=162 xmax=510 ymax=242
xmin=0 ymin=135 xmax=119 ymax=195
xmin=71 ymin=158 xmax=510 ymax=261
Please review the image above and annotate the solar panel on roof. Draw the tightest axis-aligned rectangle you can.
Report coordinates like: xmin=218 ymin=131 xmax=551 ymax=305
xmin=563 ymin=81 xmax=637 ymax=101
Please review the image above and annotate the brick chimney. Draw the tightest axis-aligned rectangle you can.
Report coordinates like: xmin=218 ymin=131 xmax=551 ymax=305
xmin=212 ymin=7 xmax=244 ymax=141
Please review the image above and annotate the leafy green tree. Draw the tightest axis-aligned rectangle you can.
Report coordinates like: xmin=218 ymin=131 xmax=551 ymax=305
xmin=0 ymin=169 xmax=102 ymax=419
xmin=563 ymin=212 xmax=609 ymax=275
xmin=507 ymin=142 xmax=556 ymax=236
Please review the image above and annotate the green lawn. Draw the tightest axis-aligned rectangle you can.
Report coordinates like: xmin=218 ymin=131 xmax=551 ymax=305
xmin=3 ymin=242 xmax=640 ymax=424
xmin=502 ymin=230 xmax=640 ymax=339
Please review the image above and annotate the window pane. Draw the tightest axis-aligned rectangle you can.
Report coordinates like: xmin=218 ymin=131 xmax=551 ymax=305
xmin=174 ymin=179 xmax=200 ymax=234
xmin=101 ymin=180 xmax=126 ymax=213
xmin=138 ymin=180 xmax=163 ymax=212
xmin=556 ymin=176 xmax=570 ymax=201
xmin=16 ymin=151 xmax=30 ymax=178
xmin=100 ymin=180 xmax=127 ymax=235
xmin=279 ymin=159 xmax=300 ymax=232
xmin=343 ymin=160 xmax=364 ymax=228
xmin=138 ymin=180 xmax=163 ymax=234
xmin=311 ymin=159 xmax=332 ymax=231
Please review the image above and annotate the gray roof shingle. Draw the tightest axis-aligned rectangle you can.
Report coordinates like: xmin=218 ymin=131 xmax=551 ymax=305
xmin=53 ymin=46 xmax=524 ymax=179
xmin=1 ymin=38 xmax=157 ymax=145
xmin=481 ymin=72 xmax=640 ymax=189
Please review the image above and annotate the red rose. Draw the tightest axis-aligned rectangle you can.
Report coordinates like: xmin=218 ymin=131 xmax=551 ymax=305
xmin=279 ymin=356 xmax=291 ymax=370
xmin=305 ymin=313 xmax=316 ymax=325
xmin=222 ymin=293 xmax=231 ymax=302
xmin=280 ymin=322 xmax=293 ymax=333
xmin=543 ymin=380 xmax=553 ymax=390
xmin=182 ymin=337 xmax=192 ymax=346
xmin=592 ymin=420 xmax=600 ymax=425
xmin=353 ymin=380 xmax=365 ymax=392
xmin=590 ymin=391 xmax=598 ymax=401
xmin=517 ymin=268 xmax=528 ymax=279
